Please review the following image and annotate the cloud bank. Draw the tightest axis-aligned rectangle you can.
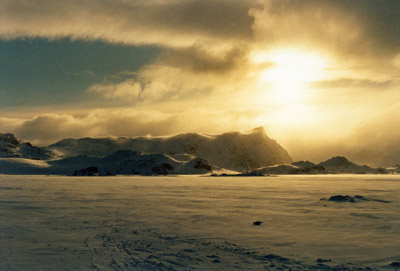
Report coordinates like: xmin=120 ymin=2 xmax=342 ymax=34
xmin=0 ymin=0 xmax=254 ymax=48
xmin=1 ymin=0 xmax=400 ymax=166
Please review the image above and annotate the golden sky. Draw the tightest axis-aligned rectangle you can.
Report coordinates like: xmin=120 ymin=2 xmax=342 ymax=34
xmin=1 ymin=0 xmax=400 ymax=166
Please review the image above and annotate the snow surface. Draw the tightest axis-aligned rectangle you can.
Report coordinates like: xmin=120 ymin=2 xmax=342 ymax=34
xmin=1 ymin=175 xmax=399 ymax=270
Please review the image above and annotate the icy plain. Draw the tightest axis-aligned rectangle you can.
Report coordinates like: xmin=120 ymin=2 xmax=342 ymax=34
xmin=0 ymin=175 xmax=399 ymax=270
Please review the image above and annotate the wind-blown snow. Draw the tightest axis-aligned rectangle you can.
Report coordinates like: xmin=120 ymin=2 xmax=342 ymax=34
xmin=0 ymin=175 xmax=399 ymax=270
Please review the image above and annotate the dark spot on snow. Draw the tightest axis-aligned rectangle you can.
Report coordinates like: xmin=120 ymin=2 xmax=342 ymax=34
xmin=324 ymin=195 xmax=391 ymax=203
xmin=263 ymin=254 xmax=289 ymax=262
xmin=329 ymin=195 xmax=353 ymax=202
xmin=316 ymin=258 xmax=331 ymax=263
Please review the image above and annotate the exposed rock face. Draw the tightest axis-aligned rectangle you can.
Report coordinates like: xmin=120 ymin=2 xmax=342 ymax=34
xmin=48 ymin=127 xmax=292 ymax=172
xmin=0 ymin=133 xmax=21 ymax=146
xmin=1 ymin=133 xmax=21 ymax=156
xmin=0 ymin=132 xmax=54 ymax=160
xmin=292 ymin=161 xmax=327 ymax=174
xmin=190 ymin=158 xmax=212 ymax=171
xmin=151 ymin=163 xmax=174 ymax=175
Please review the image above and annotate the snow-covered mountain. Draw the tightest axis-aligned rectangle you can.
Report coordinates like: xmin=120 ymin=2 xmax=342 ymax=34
xmin=0 ymin=150 xmax=212 ymax=175
xmin=246 ymin=157 xmax=387 ymax=175
xmin=1 ymin=127 xmax=292 ymax=175
xmin=0 ymin=132 xmax=53 ymax=160
xmin=59 ymin=150 xmax=212 ymax=175
xmin=3 ymin=129 xmax=387 ymax=176
xmin=64 ymin=150 xmax=212 ymax=176
xmin=317 ymin=156 xmax=386 ymax=174
xmin=47 ymin=127 xmax=293 ymax=172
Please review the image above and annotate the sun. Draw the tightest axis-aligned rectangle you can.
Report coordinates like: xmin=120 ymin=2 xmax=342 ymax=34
xmin=252 ymin=49 xmax=327 ymax=105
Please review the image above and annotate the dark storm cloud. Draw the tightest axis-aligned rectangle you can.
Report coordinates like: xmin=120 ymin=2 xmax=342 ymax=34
xmin=139 ymin=0 xmax=255 ymax=40
xmin=338 ymin=0 xmax=400 ymax=56
xmin=0 ymin=0 xmax=255 ymax=47
xmin=255 ymin=0 xmax=400 ymax=59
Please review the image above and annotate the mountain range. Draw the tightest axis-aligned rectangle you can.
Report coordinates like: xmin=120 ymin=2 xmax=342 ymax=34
xmin=1 ymin=128 xmax=291 ymax=175
xmin=0 ymin=129 xmax=396 ymax=176
xmin=249 ymin=156 xmax=388 ymax=175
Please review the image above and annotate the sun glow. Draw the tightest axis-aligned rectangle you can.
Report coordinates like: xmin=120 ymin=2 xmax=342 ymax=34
xmin=253 ymin=49 xmax=327 ymax=105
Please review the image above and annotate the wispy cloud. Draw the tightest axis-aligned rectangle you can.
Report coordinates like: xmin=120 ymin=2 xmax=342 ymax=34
xmin=310 ymin=78 xmax=393 ymax=89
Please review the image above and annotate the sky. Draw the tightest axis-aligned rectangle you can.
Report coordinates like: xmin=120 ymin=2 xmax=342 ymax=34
xmin=0 ymin=0 xmax=400 ymax=166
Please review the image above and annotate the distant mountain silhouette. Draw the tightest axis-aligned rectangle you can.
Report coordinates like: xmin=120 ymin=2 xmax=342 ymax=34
xmin=0 ymin=128 xmax=292 ymax=175
xmin=317 ymin=156 xmax=386 ymax=174
xmin=245 ymin=157 xmax=388 ymax=175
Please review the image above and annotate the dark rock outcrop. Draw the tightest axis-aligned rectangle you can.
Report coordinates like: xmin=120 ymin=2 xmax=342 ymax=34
xmin=72 ymin=166 xmax=99 ymax=176
xmin=323 ymin=195 xmax=391 ymax=203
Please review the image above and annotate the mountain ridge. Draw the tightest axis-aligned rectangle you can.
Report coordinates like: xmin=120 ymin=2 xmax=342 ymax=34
xmin=1 ymin=127 xmax=293 ymax=174
xmin=47 ymin=126 xmax=292 ymax=171
xmin=1 ymin=129 xmax=396 ymax=175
